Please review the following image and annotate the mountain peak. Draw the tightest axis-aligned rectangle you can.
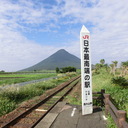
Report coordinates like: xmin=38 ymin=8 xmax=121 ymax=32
xmin=20 ymin=49 xmax=80 ymax=71
xmin=58 ymin=49 xmax=66 ymax=51
xmin=56 ymin=49 xmax=68 ymax=53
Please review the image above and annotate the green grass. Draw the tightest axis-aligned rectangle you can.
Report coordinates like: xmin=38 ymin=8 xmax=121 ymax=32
xmin=92 ymin=68 xmax=128 ymax=128
xmin=0 ymin=73 xmax=56 ymax=86
xmin=65 ymin=95 xmax=81 ymax=105
xmin=0 ymin=97 xmax=16 ymax=116
xmin=0 ymin=72 xmax=78 ymax=117
xmin=106 ymin=115 xmax=117 ymax=128
xmin=64 ymin=80 xmax=81 ymax=105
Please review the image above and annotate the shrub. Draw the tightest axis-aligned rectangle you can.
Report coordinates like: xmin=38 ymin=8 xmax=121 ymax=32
xmin=0 ymin=98 xmax=16 ymax=116
xmin=111 ymin=76 xmax=128 ymax=87
xmin=56 ymin=66 xmax=76 ymax=73
xmin=56 ymin=67 xmax=60 ymax=73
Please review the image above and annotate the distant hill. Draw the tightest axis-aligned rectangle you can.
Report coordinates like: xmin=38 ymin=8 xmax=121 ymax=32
xmin=20 ymin=49 xmax=80 ymax=71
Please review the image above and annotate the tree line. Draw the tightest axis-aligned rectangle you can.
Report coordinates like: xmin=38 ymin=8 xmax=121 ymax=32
xmin=94 ymin=59 xmax=128 ymax=87
xmin=94 ymin=59 xmax=128 ymax=77
xmin=56 ymin=66 xmax=76 ymax=73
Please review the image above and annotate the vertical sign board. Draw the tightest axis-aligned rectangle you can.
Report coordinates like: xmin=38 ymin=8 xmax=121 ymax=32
xmin=80 ymin=25 xmax=93 ymax=115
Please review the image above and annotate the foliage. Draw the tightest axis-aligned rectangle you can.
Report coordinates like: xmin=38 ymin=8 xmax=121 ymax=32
xmin=93 ymin=59 xmax=110 ymax=74
xmin=56 ymin=67 xmax=60 ymax=73
xmin=56 ymin=66 xmax=76 ymax=73
xmin=111 ymin=76 xmax=128 ymax=87
xmin=66 ymin=96 xmax=81 ymax=105
xmin=112 ymin=61 xmax=118 ymax=66
xmin=122 ymin=61 xmax=128 ymax=67
xmin=109 ymin=61 xmax=118 ymax=76
xmin=107 ymin=114 xmax=117 ymax=128
xmin=0 ymin=70 xmax=5 ymax=73
xmin=0 ymin=97 xmax=16 ymax=116
xmin=94 ymin=64 xmax=104 ymax=74
xmin=0 ymin=73 xmax=78 ymax=117
xmin=0 ymin=73 xmax=56 ymax=86
xmin=121 ymin=61 xmax=128 ymax=76
xmin=100 ymin=59 xmax=105 ymax=65
xmin=92 ymin=68 xmax=128 ymax=127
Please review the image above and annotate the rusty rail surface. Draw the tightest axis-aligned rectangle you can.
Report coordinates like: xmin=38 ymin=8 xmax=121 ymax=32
xmin=0 ymin=75 xmax=80 ymax=128
xmin=104 ymin=94 xmax=128 ymax=128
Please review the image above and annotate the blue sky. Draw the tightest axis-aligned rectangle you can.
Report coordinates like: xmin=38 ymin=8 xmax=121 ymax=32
xmin=0 ymin=0 xmax=128 ymax=71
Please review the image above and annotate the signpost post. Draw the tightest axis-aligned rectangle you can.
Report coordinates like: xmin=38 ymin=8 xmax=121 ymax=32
xmin=80 ymin=25 xmax=93 ymax=115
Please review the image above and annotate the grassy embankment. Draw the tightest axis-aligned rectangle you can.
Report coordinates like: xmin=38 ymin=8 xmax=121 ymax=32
xmin=0 ymin=73 xmax=56 ymax=86
xmin=0 ymin=69 xmax=127 ymax=127
xmin=0 ymin=72 xmax=78 ymax=117
xmin=66 ymin=68 xmax=128 ymax=128
xmin=92 ymin=68 xmax=128 ymax=128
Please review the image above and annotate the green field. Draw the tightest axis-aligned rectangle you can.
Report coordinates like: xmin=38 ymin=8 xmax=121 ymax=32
xmin=0 ymin=72 xmax=56 ymax=86
xmin=0 ymin=69 xmax=127 ymax=128
xmin=0 ymin=72 xmax=78 ymax=117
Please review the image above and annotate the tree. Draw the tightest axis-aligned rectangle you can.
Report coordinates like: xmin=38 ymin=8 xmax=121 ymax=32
xmin=121 ymin=61 xmax=128 ymax=76
xmin=112 ymin=61 xmax=118 ymax=76
xmin=100 ymin=59 xmax=105 ymax=65
xmin=61 ymin=66 xmax=76 ymax=73
xmin=109 ymin=64 xmax=114 ymax=74
xmin=0 ymin=70 xmax=5 ymax=73
xmin=104 ymin=64 xmax=109 ymax=73
xmin=56 ymin=67 xmax=60 ymax=73
xmin=95 ymin=63 xmax=102 ymax=73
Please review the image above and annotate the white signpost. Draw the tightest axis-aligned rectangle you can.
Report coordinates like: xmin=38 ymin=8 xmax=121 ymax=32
xmin=80 ymin=25 xmax=93 ymax=115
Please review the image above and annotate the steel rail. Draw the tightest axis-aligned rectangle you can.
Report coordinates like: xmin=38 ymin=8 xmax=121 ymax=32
xmin=32 ymin=79 xmax=80 ymax=128
xmin=1 ymin=75 xmax=80 ymax=128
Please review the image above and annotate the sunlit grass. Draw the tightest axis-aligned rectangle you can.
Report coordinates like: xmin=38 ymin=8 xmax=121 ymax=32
xmin=0 ymin=73 xmax=56 ymax=86
xmin=92 ymin=68 xmax=128 ymax=127
xmin=0 ymin=72 xmax=78 ymax=117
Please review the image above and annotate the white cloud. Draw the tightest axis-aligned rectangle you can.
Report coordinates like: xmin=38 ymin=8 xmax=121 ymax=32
xmin=60 ymin=0 xmax=128 ymax=64
xmin=0 ymin=0 xmax=128 ymax=71
xmin=0 ymin=29 xmax=59 ymax=71
xmin=0 ymin=0 xmax=60 ymax=71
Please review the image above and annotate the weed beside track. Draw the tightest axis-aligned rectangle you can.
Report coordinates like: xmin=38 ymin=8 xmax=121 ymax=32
xmin=0 ymin=73 xmax=78 ymax=117
xmin=0 ymin=75 xmax=80 ymax=128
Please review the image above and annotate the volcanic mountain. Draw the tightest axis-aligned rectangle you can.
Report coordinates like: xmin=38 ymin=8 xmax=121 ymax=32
xmin=21 ymin=49 xmax=80 ymax=71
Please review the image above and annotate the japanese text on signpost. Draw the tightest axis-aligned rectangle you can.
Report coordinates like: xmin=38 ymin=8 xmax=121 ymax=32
xmin=80 ymin=25 xmax=93 ymax=115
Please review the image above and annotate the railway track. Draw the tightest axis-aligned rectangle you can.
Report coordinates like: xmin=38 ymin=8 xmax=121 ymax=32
xmin=0 ymin=75 xmax=80 ymax=128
